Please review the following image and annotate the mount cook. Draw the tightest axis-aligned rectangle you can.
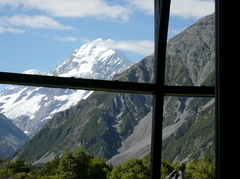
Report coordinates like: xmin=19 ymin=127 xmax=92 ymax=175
xmin=0 ymin=38 xmax=133 ymax=138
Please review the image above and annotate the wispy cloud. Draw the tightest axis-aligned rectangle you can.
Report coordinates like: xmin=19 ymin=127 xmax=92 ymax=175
xmin=127 ymin=0 xmax=154 ymax=15
xmin=0 ymin=15 xmax=76 ymax=30
xmin=0 ymin=26 xmax=24 ymax=34
xmin=54 ymin=36 xmax=78 ymax=42
xmin=83 ymin=38 xmax=154 ymax=56
xmin=170 ymin=0 xmax=215 ymax=19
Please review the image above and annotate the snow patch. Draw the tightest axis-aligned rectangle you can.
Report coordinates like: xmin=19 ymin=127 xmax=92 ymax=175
xmin=23 ymin=69 xmax=49 ymax=76
xmin=4 ymin=94 xmax=45 ymax=120
xmin=24 ymin=131 xmax=29 ymax=134
xmin=50 ymin=90 xmax=93 ymax=116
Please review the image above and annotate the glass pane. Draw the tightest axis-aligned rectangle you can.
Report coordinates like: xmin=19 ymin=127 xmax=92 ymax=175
xmin=0 ymin=88 xmax=153 ymax=178
xmin=162 ymin=96 xmax=215 ymax=178
xmin=165 ymin=0 xmax=215 ymax=86
xmin=0 ymin=1 xmax=154 ymax=83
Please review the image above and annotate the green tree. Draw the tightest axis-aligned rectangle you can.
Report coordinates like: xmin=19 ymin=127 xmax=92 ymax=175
xmin=0 ymin=168 xmax=13 ymax=179
xmin=39 ymin=155 xmax=60 ymax=176
xmin=6 ymin=159 xmax=30 ymax=174
xmin=88 ymin=158 xmax=112 ymax=179
xmin=13 ymin=172 xmax=28 ymax=179
xmin=185 ymin=155 xmax=215 ymax=179
xmin=107 ymin=156 xmax=150 ymax=179
xmin=57 ymin=147 xmax=109 ymax=179
xmin=57 ymin=151 xmax=78 ymax=179
xmin=72 ymin=147 xmax=92 ymax=178
xmin=160 ymin=159 xmax=174 ymax=179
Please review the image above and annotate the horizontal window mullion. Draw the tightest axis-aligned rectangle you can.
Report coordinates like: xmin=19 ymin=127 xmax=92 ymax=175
xmin=0 ymin=72 xmax=215 ymax=97
xmin=0 ymin=71 xmax=155 ymax=94
xmin=164 ymin=85 xmax=215 ymax=97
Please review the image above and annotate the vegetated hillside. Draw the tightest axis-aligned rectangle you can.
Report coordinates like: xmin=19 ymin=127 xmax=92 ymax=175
xmin=10 ymin=13 xmax=215 ymax=164
xmin=0 ymin=113 xmax=29 ymax=156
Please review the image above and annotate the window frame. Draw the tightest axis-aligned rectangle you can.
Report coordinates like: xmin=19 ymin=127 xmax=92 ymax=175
xmin=0 ymin=0 xmax=221 ymax=178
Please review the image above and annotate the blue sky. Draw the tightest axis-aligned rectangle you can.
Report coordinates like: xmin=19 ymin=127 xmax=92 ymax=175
xmin=0 ymin=0 xmax=214 ymax=79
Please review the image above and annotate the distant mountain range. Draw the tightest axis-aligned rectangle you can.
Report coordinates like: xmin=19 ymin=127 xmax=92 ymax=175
xmin=4 ymin=13 xmax=215 ymax=165
xmin=0 ymin=38 xmax=133 ymax=138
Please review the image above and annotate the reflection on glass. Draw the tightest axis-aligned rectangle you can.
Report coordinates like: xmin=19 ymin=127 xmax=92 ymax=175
xmin=162 ymin=97 xmax=215 ymax=178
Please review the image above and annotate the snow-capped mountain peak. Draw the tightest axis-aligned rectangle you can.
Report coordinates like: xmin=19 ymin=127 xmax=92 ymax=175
xmin=0 ymin=39 xmax=133 ymax=137
xmin=51 ymin=38 xmax=132 ymax=79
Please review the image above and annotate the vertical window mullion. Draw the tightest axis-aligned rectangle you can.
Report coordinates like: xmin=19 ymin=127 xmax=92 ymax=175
xmin=215 ymin=0 xmax=221 ymax=178
xmin=151 ymin=0 xmax=171 ymax=178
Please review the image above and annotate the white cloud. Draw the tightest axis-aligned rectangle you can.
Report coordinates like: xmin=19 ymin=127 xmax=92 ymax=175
xmin=0 ymin=26 xmax=25 ymax=34
xmin=0 ymin=15 xmax=76 ymax=30
xmin=127 ymin=0 xmax=154 ymax=15
xmin=109 ymin=40 xmax=154 ymax=56
xmin=54 ymin=36 xmax=77 ymax=42
xmin=0 ymin=0 xmax=131 ymax=22
xmin=128 ymin=0 xmax=214 ymax=19
xmin=170 ymin=0 xmax=215 ymax=19
xmin=0 ymin=0 xmax=19 ymax=8
xmin=84 ymin=38 xmax=154 ymax=56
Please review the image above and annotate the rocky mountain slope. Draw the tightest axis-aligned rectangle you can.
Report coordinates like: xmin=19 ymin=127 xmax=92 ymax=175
xmin=0 ymin=38 xmax=133 ymax=138
xmin=165 ymin=13 xmax=215 ymax=86
xmin=108 ymin=13 xmax=215 ymax=164
xmin=0 ymin=113 xmax=29 ymax=156
xmin=10 ymin=13 xmax=215 ymax=164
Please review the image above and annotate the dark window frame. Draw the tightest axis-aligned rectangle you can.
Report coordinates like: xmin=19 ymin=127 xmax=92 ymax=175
xmin=0 ymin=0 xmax=221 ymax=178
